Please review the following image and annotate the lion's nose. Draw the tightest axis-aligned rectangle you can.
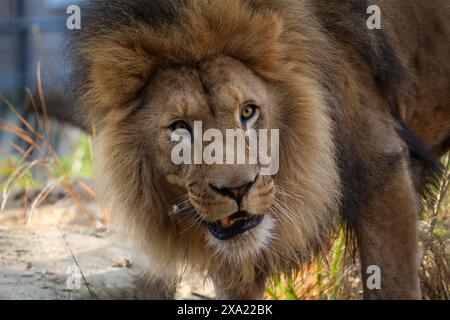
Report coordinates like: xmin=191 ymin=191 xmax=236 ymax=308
xmin=210 ymin=178 xmax=257 ymax=205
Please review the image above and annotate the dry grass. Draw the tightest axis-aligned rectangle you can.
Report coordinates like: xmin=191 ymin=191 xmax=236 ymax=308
xmin=0 ymin=64 xmax=107 ymax=224
xmin=265 ymin=231 xmax=362 ymax=300
xmin=419 ymin=154 xmax=450 ymax=300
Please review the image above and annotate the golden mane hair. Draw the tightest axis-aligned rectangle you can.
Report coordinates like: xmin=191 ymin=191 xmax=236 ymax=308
xmin=74 ymin=0 xmax=340 ymax=290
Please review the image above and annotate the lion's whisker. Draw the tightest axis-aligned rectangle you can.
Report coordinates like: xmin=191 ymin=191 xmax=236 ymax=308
xmin=169 ymin=197 xmax=193 ymax=216
xmin=180 ymin=210 xmax=204 ymax=234
xmin=270 ymin=201 xmax=305 ymax=237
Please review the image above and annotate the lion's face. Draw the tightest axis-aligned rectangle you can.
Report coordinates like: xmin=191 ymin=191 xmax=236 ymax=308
xmin=138 ymin=56 xmax=278 ymax=253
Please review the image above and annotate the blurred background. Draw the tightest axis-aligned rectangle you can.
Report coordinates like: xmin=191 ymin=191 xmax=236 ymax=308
xmin=0 ymin=0 xmax=448 ymax=300
xmin=0 ymin=0 xmax=84 ymax=155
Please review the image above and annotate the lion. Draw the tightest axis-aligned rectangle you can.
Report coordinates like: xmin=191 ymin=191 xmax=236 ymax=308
xmin=70 ymin=0 xmax=450 ymax=299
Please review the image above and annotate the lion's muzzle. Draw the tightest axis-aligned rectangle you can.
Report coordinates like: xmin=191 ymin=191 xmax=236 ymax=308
xmin=206 ymin=176 xmax=265 ymax=240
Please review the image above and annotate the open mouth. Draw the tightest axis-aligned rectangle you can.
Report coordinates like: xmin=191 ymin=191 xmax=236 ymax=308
xmin=207 ymin=211 xmax=264 ymax=240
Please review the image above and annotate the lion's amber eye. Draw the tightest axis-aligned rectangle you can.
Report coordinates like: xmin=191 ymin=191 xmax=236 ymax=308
xmin=170 ymin=121 xmax=191 ymax=133
xmin=241 ymin=105 xmax=257 ymax=121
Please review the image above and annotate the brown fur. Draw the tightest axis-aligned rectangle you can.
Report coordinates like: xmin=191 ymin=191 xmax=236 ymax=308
xmin=71 ymin=0 xmax=450 ymax=299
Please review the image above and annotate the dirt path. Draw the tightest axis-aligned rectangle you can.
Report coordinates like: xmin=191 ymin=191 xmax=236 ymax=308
xmin=0 ymin=200 xmax=214 ymax=300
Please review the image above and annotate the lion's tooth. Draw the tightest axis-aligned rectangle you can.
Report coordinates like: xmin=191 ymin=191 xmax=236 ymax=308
xmin=220 ymin=217 xmax=235 ymax=229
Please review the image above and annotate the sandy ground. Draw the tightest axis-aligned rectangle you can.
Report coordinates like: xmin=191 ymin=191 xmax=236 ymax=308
xmin=0 ymin=198 xmax=214 ymax=300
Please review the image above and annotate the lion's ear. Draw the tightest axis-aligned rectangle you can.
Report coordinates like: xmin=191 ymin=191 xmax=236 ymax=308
xmin=80 ymin=35 xmax=158 ymax=116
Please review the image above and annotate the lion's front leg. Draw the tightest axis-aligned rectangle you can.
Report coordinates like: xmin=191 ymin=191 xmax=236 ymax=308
xmin=212 ymin=271 xmax=267 ymax=300
xmin=355 ymin=160 xmax=421 ymax=300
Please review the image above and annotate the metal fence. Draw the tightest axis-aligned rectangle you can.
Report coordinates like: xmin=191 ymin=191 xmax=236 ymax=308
xmin=0 ymin=0 xmax=82 ymax=155
xmin=0 ymin=0 xmax=73 ymax=102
